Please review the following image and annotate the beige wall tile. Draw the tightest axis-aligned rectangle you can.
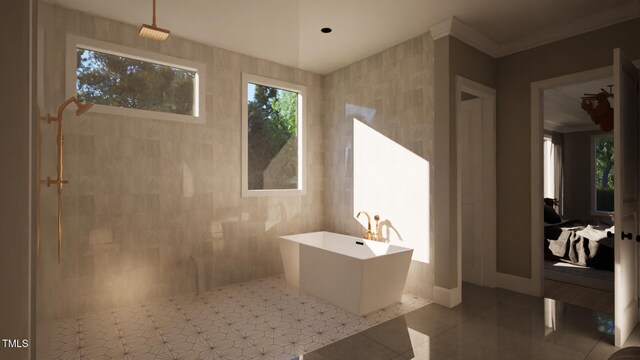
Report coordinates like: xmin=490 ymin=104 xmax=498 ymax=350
xmin=40 ymin=1 xmax=438 ymax=319
xmin=40 ymin=3 xmax=324 ymax=318
xmin=322 ymin=34 xmax=435 ymax=299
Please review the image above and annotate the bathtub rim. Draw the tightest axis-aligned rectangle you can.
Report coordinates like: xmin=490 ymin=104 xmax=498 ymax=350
xmin=279 ymin=231 xmax=413 ymax=261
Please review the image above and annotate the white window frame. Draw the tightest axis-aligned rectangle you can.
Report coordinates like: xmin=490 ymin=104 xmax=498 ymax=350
xmin=591 ymin=133 xmax=614 ymax=215
xmin=66 ymin=34 xmax=206 ymax=124
xmin=241 ymin=73 xmax=306 ymax=197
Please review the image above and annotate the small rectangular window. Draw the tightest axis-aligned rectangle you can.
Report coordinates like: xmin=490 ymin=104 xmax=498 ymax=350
xmin=592 ymin=134 xmax=614 ymax=214
xmin=76 ymin=48 xmax=196 ymax=115
xmin=66 ymin=35 xmax=205 ymax=123
xmin=242 ymin=73 xmax=305 ymax=196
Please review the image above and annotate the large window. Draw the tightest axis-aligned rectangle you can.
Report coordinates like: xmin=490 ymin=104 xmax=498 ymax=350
xmin=592 ymin=134 xmax=614 ymax=214
xmin=241 ymin=73 xmax=305 ymax=196
xmin=66 ymin=35 xmax=205 ymax=123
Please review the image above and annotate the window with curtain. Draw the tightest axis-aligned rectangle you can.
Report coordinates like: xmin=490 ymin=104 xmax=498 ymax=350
xmin=543 ymin=136 xmax=555 ymax=199
xmin=543 ymin=134 xmax=563 ymax=214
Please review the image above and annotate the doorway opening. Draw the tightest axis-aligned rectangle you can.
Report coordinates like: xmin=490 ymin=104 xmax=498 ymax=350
xmin=532 ymin=55 xmax=640 ymax=347
xmin=455 ymin=76 xmax=497 ymax=296
xmin=540 ymin=76 xmax=615 ymax=315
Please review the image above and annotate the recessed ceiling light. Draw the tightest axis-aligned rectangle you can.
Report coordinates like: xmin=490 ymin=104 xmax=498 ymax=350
xmin=321 ymin=27 xmax=332 ymax=34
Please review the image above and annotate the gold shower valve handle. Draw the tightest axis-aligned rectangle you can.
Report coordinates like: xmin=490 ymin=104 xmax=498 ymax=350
xmin=40 ymin=114 xmax=56 ymax=124
xmin=42 ymin=176 xmax=69 ymax=188
xmin=42 ymin=176 xmax=55 ymax=187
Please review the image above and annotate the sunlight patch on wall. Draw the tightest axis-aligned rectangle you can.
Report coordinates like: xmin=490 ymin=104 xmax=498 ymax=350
xmin=353 ymin=118 xmax=430 ymax=263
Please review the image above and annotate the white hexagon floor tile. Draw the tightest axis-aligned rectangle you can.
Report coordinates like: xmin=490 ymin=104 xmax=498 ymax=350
xmin=48 ymin=275 xmax=430 ymax=359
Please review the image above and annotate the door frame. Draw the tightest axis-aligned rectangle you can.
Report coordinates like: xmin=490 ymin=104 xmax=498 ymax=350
xmin=612 ymin=49 xmax=640 ymax=347
xmin=456 ymin=76 xmax=497 ymax=289
xmin=529 ymin=61 xmax=640 ymax=297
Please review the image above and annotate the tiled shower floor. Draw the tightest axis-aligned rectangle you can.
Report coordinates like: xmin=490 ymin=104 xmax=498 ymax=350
xmin=49 ymin=276 xmax=430 ymax=359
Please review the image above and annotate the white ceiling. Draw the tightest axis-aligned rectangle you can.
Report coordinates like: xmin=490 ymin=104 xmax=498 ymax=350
xmin=45 ymin=0 xmax=640 ymax=74
xmin=544 ymin=77 xmax=613 ymax=133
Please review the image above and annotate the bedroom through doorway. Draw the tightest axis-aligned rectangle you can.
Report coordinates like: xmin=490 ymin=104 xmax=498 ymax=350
xmin=541 ymin=76 xmax=615 ymax=314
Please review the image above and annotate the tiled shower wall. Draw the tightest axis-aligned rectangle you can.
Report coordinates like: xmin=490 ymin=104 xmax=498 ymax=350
xmin=322 ymin=34 xmax=435 ymax=298
xmin=39 ymin=3 xmax=324 ymax=319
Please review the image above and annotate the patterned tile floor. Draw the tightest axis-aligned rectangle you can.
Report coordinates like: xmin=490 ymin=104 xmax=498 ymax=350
xmin=48 ymin=276 xmax=430 ymax=359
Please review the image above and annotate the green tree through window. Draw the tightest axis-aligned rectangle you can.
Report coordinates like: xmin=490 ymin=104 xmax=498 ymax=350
xmin=76 ymin=48 xmax=195 ymax=115
xmin=247 ymin=83 xmax=298 ymax=190
xmin=595 ymin=136 xmax=614 ymax=212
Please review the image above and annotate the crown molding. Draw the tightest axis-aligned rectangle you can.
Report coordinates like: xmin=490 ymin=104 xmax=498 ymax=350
xmin=544 ymin=122 xmax=599 ymax=134
xmin=430 ymin=2 xmax=640 ymax=59
xmin=429 ymin=17 xmax=499 ymax=58
xmin=498 ymin=1 xmax=640 ymax=57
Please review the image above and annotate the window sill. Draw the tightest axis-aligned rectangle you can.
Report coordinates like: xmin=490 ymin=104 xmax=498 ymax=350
xmin=591 ymin=211 xmax=614 ymax=217
xmin=87 ymin=103 xmax=205 ymax=124
xmin=242 ymin=189 xmax=306 ymax=197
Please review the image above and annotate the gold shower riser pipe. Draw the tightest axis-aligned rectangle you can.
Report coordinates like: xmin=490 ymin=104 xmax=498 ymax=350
xmin=40 ymin=96 xmax=92 ymax=264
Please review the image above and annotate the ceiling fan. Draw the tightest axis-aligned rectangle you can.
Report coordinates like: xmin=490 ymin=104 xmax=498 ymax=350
xmin=581 ymin=85 xmax=613 ymax=132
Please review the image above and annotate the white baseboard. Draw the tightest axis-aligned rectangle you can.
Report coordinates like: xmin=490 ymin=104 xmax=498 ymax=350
xmin=433 ymin=286 xmax=462 ymax=308
xmin=497 ymin=272 xmax=532 ymax=295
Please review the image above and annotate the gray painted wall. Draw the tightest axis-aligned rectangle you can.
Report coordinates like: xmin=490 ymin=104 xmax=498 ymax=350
xmin=433 ymin=36 xmax=496 ymax=289
xmin=0 ymin=1 xmax=35 ymax=359
xmin=433 ymin=37 xmax=452 ymax=290
xmin=496 ymin=18 xmax=640 ymax=278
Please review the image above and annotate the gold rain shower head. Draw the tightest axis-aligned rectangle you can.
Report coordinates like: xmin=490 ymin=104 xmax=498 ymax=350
xmin=139 ymin=24 xmax=170 ymax=41
xmin=139 ymin=0 xmax=170 ymax=41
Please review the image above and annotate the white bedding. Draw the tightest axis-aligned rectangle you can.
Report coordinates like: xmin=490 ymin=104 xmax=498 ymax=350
xmin=575 ymin=225 xmax=614 ymax=244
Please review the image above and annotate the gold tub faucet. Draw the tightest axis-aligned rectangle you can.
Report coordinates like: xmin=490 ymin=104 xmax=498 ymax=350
xmin=356 ymin=211 xmax=382 ymax=241
xmin=356 ymin=211 xmax=373 ymax=240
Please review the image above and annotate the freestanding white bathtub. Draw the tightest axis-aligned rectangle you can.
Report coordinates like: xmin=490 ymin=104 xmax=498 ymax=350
xmin=279 ymin=231 xmax=413 ymax=315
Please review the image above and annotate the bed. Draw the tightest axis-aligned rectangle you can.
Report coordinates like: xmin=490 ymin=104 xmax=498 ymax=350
xmin=544 ymin=218 xmax=614 ymax=271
